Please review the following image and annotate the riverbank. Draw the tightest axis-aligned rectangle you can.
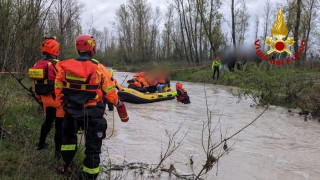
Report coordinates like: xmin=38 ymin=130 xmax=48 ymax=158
xmin=0 ymin=76 xmax=84 ymax=179
xmin=170 ymin=63 xmax=320 ymax=118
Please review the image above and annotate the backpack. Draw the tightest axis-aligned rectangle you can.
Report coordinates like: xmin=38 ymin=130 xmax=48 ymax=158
xmin=59 ymin=59 xmax=100 ymax=106
xmin=29 ymin=59 xmax=58 ymax=95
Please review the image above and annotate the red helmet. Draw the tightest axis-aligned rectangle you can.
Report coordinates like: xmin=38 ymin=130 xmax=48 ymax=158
xmin=76 ymin=34 xmax=96 ymax=56
xmin=139 ymin=72 xmax=145 ymax=76
xmin=41 ymin=38 xmax=60 ymax=57
xmin=216 ymin=56 xmax=220 ymax=60
xmin=176 ymin=82 xmax=183 ymax=89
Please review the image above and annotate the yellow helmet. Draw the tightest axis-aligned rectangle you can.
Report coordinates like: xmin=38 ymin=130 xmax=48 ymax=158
xmin=109 ymin=69 xmax=114 ymax=76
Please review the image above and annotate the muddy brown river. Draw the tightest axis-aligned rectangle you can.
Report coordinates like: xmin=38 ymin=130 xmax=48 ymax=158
xmin=99 ymin=71 xmax=320 ymax=180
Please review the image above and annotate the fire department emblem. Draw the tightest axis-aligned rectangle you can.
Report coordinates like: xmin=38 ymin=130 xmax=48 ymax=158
xmin=265 ymin=9 xmax=295 ymax=54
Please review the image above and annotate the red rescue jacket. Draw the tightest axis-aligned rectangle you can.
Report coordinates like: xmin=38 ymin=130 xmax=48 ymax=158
xmin=29 ymin=58 xmax=59 ymax=95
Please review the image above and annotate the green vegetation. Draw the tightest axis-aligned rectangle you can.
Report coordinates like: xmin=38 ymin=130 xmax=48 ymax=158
xmin=171 ymin=63 xmax=320 ymax=117
xmin=0 ymin=75 xmax=84 ymax=179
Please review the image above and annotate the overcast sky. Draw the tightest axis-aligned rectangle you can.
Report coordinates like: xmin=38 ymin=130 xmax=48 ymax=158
xmin=79 ymin=0 xmax=285 ymax=44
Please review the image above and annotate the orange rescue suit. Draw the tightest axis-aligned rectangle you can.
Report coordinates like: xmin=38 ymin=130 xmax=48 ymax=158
xmin=29 ymin=59 xmax=63 ymax=117
xmin=55 ymin=58 xmax=118 ymax=116
xmin=136 ymin=75 xmax=149 ymax=87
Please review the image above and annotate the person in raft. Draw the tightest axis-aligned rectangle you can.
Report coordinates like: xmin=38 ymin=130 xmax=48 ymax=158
xmin=175 ymin=82 xmax=190 ymax=104
xmin=55 ymin=34 xmax=129 ymax=179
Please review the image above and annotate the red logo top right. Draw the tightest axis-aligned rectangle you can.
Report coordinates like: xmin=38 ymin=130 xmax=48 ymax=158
xmin=254 ymin=9 xmax=305 ymax=66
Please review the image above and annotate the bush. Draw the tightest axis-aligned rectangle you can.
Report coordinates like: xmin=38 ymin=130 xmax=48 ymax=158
xmin=224 ymin=64 xmax=319 ymax=116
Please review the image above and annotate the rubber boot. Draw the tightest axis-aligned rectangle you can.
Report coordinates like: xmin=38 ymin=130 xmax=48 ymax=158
xmin=57 ymin=162 xmax=72 ymax=177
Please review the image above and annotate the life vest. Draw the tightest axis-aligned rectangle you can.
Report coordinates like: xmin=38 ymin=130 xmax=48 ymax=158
xmin=59 ymin=58 xmax=102 ymax=106
xmin=177 ymin=88 xmax=189 ymax=102
xmin=127 ymin=78 xmax=142 ymax=88
xmin=136 ymin=76 xmax=149 ymax=87
xmin=29 ymin=59 xmax=59 ymax=95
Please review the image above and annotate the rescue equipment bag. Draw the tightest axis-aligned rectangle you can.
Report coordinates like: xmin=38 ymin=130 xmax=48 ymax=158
xmin=29 ymin=59 xmax=58 ymax=95
xmin=60 ymin=59 xmax=100 ymax=106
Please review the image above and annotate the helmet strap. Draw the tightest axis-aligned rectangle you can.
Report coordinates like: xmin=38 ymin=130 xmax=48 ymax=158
xmin=44 ymin=53 xmax=55 ymax=59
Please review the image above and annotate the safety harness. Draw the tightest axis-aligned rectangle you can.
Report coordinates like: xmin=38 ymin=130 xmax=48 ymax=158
xmin=59 ymin=58 xmax=101 ymax=106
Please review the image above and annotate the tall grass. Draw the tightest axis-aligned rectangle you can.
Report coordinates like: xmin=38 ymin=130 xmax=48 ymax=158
xmin=0 ymin=75 xmax=84 ymax=179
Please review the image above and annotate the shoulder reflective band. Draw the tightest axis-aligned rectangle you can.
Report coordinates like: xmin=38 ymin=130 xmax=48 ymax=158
xmin=120 ymin=115 xmax=129 ymax=121
xmin=91 ymin=59 xmax=99 ymax=64
xmin=83 ymin=166 xmax=100 ymax=174
xmin=55 ymin=82 xmax=63 ymax=88
xmin=29 ymin=69 xmax=44 ymax=79
xmin=103 ymin=85 xmax=115 ymax=93
xmin=65 ymin=72 xmax=86 ymax=82
xmin=52 ymin=59 xmax=60 ymax=62
xmin=61 ymin=144 xmax=76 ymax=151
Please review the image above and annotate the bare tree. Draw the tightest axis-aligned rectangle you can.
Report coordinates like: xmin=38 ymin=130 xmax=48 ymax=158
xmin=235 ymin=0 xmax=250 ymax=47
xmin=231 ymin=0 xmax=236 ymax=50
xmin=115 ymin=0 xmax=159 ymax=64
xmin=196 ymin=0 xmax=224 ymax=59
xmin=293 ymin=0 xmax=302 ymax=58
xmin=263 ymin=0 xmax=272 ymax=51
xmin=254 ymin=15 xmax=260 ymax=40
xmin=0 ymin=0 xmax=56 ymax=70
xmin=300 ymin=0 xmax=318 ymax=62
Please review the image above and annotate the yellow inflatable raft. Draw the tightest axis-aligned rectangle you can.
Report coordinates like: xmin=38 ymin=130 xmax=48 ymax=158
xmin=118 ymin=86 xmax=177 ymax=104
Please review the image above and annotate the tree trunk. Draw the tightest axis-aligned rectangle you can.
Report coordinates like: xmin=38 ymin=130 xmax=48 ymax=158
xmin=302 ymin=0 xmax=315 ymax=63
xmin=294 ymin=0 xmax=302 ymax=66
xmin=231 ymin=0 xmax=236 ymax=50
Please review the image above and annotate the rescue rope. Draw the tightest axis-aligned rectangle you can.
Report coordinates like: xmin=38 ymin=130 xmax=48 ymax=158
xmin=105 ymin=72 xmax=125 ymax=140
xmin=0 ymin=72 xmax=28 ymax=74
xmin=106 ymin=109 xmax=115 ymax=139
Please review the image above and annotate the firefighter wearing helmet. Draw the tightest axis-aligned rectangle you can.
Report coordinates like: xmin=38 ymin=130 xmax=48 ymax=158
xmin=212 ymin=56 xmax=222 ymax=80
xmin=55 ymin=34 xmax=129 ymax=179
xmin=28 ymin=37 xmax=63 ymax=158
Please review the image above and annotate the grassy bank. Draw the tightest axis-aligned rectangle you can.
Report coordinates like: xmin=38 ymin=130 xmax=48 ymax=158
xmin=0 ymin=75 xmax=84 ymax=179
xmin=171 ymin=63 xmax=320 ymax=117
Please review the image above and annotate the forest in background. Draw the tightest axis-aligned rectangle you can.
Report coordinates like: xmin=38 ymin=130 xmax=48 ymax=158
xmin=0 ymin=0 xmax=319 ymax=71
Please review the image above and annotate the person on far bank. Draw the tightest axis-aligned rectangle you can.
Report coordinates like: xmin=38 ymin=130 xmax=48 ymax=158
xmin=28 ymin=37 xmax=63 ymax=158
xmin=212 ymin=56 xmax=222 ymax=80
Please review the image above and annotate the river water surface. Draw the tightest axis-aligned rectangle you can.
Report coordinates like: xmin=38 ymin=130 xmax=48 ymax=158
xmin=99 ymin=71 xmax=320 ymax=180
